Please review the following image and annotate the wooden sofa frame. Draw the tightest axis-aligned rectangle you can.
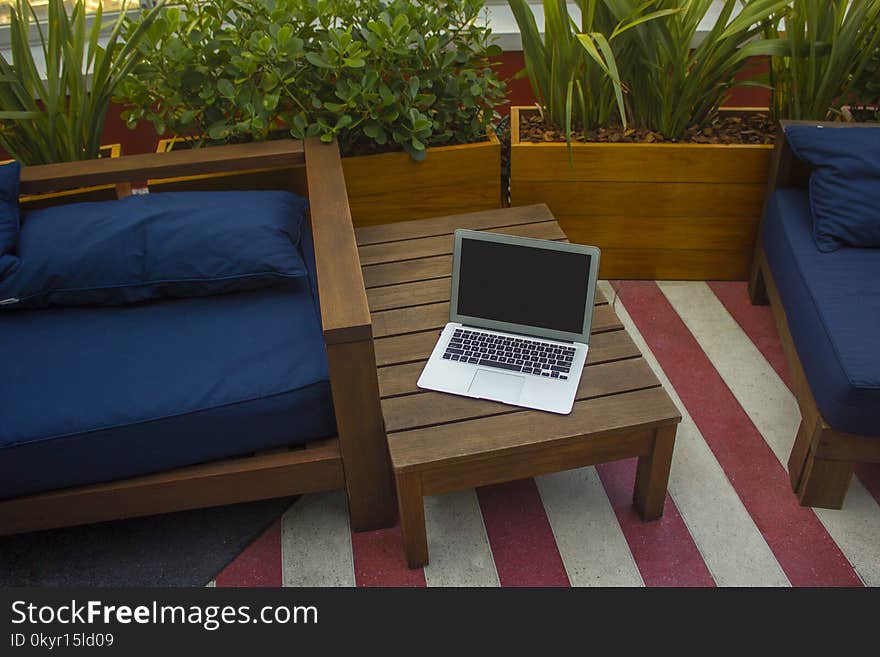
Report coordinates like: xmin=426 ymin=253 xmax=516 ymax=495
xmin=749 ymin=120 xmax=880 ymax=509
xmin=0 ymin=138 xmax=396 ymax=535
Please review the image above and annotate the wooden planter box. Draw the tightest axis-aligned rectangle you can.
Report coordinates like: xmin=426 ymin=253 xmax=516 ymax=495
xmin=341 ymin=131 xmax=502 ymax=227
xmin=510 ymin=106 xmax=774 ymax=280
xmin=153 ymin=132 xmax=502 ymax=228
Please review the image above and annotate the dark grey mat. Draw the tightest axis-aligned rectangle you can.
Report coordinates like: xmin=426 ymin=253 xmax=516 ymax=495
xmin=0 ymin=497 xmax=297 ymax=587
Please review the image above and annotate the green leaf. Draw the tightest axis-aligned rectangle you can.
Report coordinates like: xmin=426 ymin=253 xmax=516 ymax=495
xmin=217 ymin=78 xmax=235 ymax=99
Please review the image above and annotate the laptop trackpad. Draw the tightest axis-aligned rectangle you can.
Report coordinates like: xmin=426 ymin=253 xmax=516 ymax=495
xmin=468 ymin=369 xmax=525 ymax=404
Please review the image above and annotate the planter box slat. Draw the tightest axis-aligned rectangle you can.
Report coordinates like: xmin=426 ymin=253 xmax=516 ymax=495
xmin=342 ymin=133 xmax=501 ymax=227
xmin=557 ymin=214 xmax=759 ymax=251
xmin=513 ymin=142 xmax=771 ymax=184
xmin=601 ymin=248 xmax=751 ymax=280
xmin=510 ymin=106 xmax=773 ymax=280
xmin=514 ymin=180 xmax=765 ymax=218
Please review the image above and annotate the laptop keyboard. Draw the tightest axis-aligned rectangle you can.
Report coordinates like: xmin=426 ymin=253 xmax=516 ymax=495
xmin=442 ymin=328 xmax=576 ymax=380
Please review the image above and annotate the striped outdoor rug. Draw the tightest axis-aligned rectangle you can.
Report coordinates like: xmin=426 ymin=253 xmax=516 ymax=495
xmin=213 ymin=281 xmax=880 ymax=587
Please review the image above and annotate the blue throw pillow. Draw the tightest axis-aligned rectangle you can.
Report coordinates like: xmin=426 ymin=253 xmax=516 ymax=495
xmin=0 ymin=160 xmax=21 ymax=281
xmin=0 ymin=190 xmax=309 ymax=310
xmin=785 ymin=125 xmax=880 ymax=252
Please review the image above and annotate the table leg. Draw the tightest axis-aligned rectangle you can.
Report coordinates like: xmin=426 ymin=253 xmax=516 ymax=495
xmin=395 ymin=472 xmax=429 ymax=568
xmin=634 ymin=425 xmax=677 ymax=521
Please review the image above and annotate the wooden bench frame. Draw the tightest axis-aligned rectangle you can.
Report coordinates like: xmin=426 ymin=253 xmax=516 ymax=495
xmin=749 ymin=120 xmax=880 ymax=509
xmin=0 ymin=138 xmax=396 ymax=535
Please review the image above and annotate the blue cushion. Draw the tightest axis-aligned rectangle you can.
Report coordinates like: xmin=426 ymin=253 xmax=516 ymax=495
xmin=762 ymin=188 xmax=880 ymax=436
xmin=0 ymin=235 xmax=335 ymax=500
xmin=0 ymin=161 xmax=20 ymax=281
xmin=785 ymin=125 xmax=880 ymax=252
xmin=0 ymin=190 xmax=309 ymax=310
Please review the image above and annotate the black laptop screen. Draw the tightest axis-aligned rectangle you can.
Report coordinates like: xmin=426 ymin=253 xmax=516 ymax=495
xmin=456 ymin=238 xmax=592 ymax=335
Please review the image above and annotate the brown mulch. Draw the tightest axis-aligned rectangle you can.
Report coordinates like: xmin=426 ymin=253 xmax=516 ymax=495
xmin=519 ymin=111 xmax=777 ymax=145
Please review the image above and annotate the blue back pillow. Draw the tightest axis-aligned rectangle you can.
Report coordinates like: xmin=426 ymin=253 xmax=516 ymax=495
xmin=785 ymin=125 xmax=880 ymax=252
xmin=0 ymin=160 xmax=20 ymax=281
xmin=0 ymin=190 xmax=309 ymax=310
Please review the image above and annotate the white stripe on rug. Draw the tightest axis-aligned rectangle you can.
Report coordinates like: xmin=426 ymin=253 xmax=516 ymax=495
xmin=423 ymin=490 xmax=500 ymax=587
xmin=536 ymin=466 xmax=644 ymax=587
xmin=281 ymin=491 xmax=355 ymax=587
xmin=658 ymin=281 xmax=880 ymax=586
xmin=601 ymin=281 xmax=790 ymax=587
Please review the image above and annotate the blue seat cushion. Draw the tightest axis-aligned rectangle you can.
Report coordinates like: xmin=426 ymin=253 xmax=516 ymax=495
xmin=0 ymin=233 xmax=335 ymax=500
xmin=1 ymin=190 xmax=310 ymax=311
xmin=762 ymin=189 xmax=880 ymax=436
xmin=785 ymin=125 xmax=880 ymax=252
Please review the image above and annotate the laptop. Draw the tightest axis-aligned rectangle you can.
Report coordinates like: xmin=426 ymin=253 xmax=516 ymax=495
xmin=417 ymin=229 xmax=601 ymax=414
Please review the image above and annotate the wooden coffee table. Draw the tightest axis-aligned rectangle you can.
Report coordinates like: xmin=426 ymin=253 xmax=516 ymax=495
xmin=356 ymin=205 xmax=681 ymax=568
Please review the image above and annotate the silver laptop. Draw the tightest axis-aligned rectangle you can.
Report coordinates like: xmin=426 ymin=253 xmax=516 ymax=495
xmin=417 ymin=229 xmax=601 ymax=414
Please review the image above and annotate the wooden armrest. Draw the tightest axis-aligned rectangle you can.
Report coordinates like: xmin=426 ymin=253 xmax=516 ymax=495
xmin=304 ymin=138 xmax=372 ymax=345
xmin=19 ymin=140 xmax=306 ymax=196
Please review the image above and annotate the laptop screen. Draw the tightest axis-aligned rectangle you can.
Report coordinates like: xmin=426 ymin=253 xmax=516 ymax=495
xmin=456 ymin=237 xmax=593 ymax=336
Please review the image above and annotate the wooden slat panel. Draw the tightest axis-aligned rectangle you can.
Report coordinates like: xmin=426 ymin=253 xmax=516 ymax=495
xmin=514 ymin=181 xmax=765 ymax=218
xmin=367 ymin=275 xmax=607 ymax=313
xmin=363 ymin=254 xmax=452 ymax=289
xmin=375 ymin=330 xmax=445 ymax=367
xmin=344 ymin=136 xmax=501 ymax=226
xmin=388 ymin=387 xmax=681 ymax=473
xmin=378 ymin=328 xmax=642 ymax=395
xmin=419 ymin=428 xmax=655 ymax=496
xmin=372 ymin=298 xmax=620 ymax=338
xmin=325 ymin=338 xmax=396 ymax=530
xmin=20 ymin=140 xmax=305 ymax=195
xmin=510 ymin=140 xmax=772 ymax=184
xmin=344 ymin=137 xmax=498 ymax=196
xmin=368 ymin=277 xmax=451 ymax=312
xmin=0 ymin=445 xmax=343 ymax=537
xmin=356 ymin=204 xmax=554 ymax=246
xmin=358 ymin=221 xmax=567 ymax=266
xmin=382 ymin=358 xmax=659 ymax=432
xmin=553 ymin=214 xmax=759 ymax=251
xmin=596 ymin=247 xmax=751 ymax=280
xmin=305 ymin=138 xmax=373 ymax=344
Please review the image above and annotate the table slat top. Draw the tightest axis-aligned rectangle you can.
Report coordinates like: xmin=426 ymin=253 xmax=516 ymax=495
xmin=357 ymin=207 xmax=680 ymax=473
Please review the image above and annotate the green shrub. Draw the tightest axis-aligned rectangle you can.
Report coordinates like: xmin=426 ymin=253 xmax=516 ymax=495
xmin=116 ymin=0 xmax=319 ymax=147
xmin=0 ymin=0 xmax=163 ymax=164
xmin=764 ymin=0 xmax=880 ymax=121
xmin=115 ymin=0 xmax=506 ymax=159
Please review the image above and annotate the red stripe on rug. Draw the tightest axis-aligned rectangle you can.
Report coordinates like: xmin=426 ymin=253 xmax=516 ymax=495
xmin=613 ymin=280 xmax=862 ymax=587
xmin=351 ymin=525 xmax=427 ymax=587
xmin=595 ymin=459 xmax=715 ymax=587
xmin=215 ymin=518 xmax=282 ymax=587
xmin=477 ymin=478 xmax=570 ymax=587
xmin=709 ymin=281 xmax=880 ymax=513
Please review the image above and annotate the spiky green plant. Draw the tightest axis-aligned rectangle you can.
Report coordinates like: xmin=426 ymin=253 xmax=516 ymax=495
xmin=0 ymin=0 xmax=163 ymax=164
xmin=592 ymin=0 xmax=790 ymax=139
xmin=508 ymin=0 xmax=678 ymax=141
xmin=764 ymin=0 xmax=880 ymax=121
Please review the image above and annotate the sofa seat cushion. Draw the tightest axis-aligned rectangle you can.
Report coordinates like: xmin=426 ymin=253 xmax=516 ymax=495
xmin=762 ymin=189 xmax=880 ymax=436
xmin=0 ymin=260 xmax=335 ymax=499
